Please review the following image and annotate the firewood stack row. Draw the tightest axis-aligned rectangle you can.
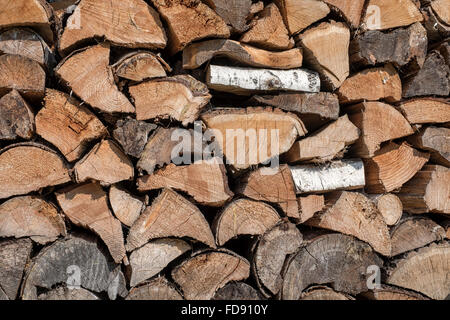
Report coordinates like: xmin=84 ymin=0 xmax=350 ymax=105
xmin=0 ymin=0 xmax=449 ymax=301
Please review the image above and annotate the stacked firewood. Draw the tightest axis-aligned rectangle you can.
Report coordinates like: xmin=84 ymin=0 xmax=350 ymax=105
xmin=0 ymin=0 xmax=449 ymax=301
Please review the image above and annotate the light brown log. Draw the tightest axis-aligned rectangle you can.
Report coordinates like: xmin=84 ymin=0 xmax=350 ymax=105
xmin=346 ymin=102 xmax=414 ymax=158
xmin=362 ymin=285 xmax=429 ymax=300
xmin=338 ymin=65 xmax=402 ymax=104
xmin=38 ymin=287 xmax=100 ymax=300
xmin=443 ymin=220 xmax=450 ymax=239
xmin=422 ymin=5 xmax=450 ymax=42
xmin=398 ymin=165 xmax=449 ymax=214
xmin=109 ymin=185 xmax=144 ymax=227
xmin=296 ymin=194 xmax=325 ymax=223
xmin=171 ymin=250 xmax=250 ymax=300
xmin=285 ymin=115 xmax=359 ymax=163
xmin=397 ymin=98 xmax=450 ymax=124
xmin=300 ymin=286 xmax=353 ymax=300
xmin=213 ymin=282 xmax=263 ymax=300
xmin=0 ymin=90 xmax=34 ymax=141
xmin=55 ymin=44 xmax=134 ymax=114
xmin=129 ymin=75 xmax=211 ymax=126
xmin=408 ymin=126 xmax=449 ymax=167
xmin=126 ymin=277 xmax=183 ymax=300
xmin=0 ymin=143 xmax=70 ymax=199
xmin=369 ymin=194 xmax=403 ymax=226
xmin=36 ymin=89 xmax=108 ymax=162
xmin=137 ymin=163 xmax=233 ymax=207
xmin=430 ymin=0 xmax=450 ymax=24
xmin=150 ymin=0 xmax=230 ymax=55
xmin=322 ymin=0 xmax=365 ymax=27
xmin=212 ymin=198 xmax=280 ymax=246
xmin=59 ymin=0 xmax=167 ymax=54
xmin=56 ymin=183 xmax=126 ymax=263
xmin=126 ymin=188 xmax=216 ymax=251
xmin=182 ymin=39 xmax=302 ymax=70
xmin=113 ymin=51 xmax=171 ymax=82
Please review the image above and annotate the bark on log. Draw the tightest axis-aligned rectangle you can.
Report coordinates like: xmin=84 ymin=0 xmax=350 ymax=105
xmin=430 ymin=0 xmax=450 ymax=25
xmin=362 ymin=285 xmax=429 ymax=300
xmin=299 ymin=286 xmax=353 ymax=300
xmin=112 ymin=51 xmax=171 ymax=82
xmin=397 ymin=98 xmax=450 ymax=124
xmin=422 ymin=4 xmax=450 ymax=42
xmin=297 ymin=194 xmax=325 ymax=223
xmin=322 ymin=0 xmax=365 ymax=27
xmin=0 ymin=90 xmax=35 ymax=141
xmin=213 ymin=282 xmax=263 ymax=300
xmin=126 ymin=277 xmax=183 ymax=300
xmin=408 ymin=126 xmax=449 ymax=167
xmin=38 ymin=287 xmax=100 ymax=300
xmin=369 ymin=194 xmax=403 ymax=226
xmin=109 ymin=185 xmax=144 ymax=227
xmin=203 ymin=0 xmax=254 ymax=33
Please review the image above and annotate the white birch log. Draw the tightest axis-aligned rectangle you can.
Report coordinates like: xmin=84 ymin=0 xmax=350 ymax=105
xmin=289 ymin=159 xmax=365 ymax=194
xmin=206 ymin=64 xmax=321 ymax=94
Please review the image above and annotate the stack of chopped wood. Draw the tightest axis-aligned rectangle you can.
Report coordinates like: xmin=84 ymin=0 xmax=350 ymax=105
xmin=0 ymin=0 xmax=449 ymax=301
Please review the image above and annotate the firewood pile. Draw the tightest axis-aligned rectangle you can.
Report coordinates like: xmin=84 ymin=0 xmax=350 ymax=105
xmin=0 ymin=0 xmax=449 ymax=301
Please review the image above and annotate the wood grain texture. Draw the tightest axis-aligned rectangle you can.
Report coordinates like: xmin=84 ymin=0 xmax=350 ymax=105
xmin=0 ymin=90 xmax=34 ymax=141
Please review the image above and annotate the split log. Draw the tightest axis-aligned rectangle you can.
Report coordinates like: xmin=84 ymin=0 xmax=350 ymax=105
xmin=59 ymin=0 xmax=167 ymax=54
xmin=171 ymin=250 xmax=250 ymax=300
xmin=150 ymin=0 xmax=230 ymax=55
xmin=443 ymin=220 xmax=450 ymax=239
xmin=109 ymin=185 xmax=144 ymax=227
xmin=126 ymin=188 xmax=216 ymax=251
xmin=253 ymin=221 xmax=302 ymax=297
xmin=0 ymin=289 xmax=7 ymax=300
xmin=129 ymin=75 xmax=211 ymax=125
xmin=21 ymin=235 xmax=124 ymax=300
xmin=386 ymin=242 xmax=450 ymax=300
xmin=201 ymin=107 xmax=307 ymax=170
xmin=182 ymin=39 xmax=302 ymax=70
xmin=299 ymin=21 xmax=350 ymax=90
xmin=346 ymin=102 xmax=414 ymax=158
xmin=369 ymin=194 xmax=403 ymax=226
xmin=430 ymin=0 xmax=450 ymax=25
xmin=408 ymin=126 xmax=449 ymax=167
xmin=212 ymin=198 xmax=280 ymax=246
xmin=297 ymin=194 xmax=325 ymax=223
xmin=74 ymin=139 xmax=134 ymax=185
xmin=422 ymin=5 xmax=450 ymax=42
xmin=0 ymin=238 xmax=32 ymax=300
xmin=129 ymin=238 xmax=191 ymax=287
xmin=213 ymin=282 xmax=263 ymax=300
xmin=206 ymin=65 xmax=320 ymax=94
xmin=126 ymin=277 xmax=183 ymax=300
xmin=203 ymin=0 xmax=254 ymax=33
xmin=362 ymin=0 xmax=423 ymax=31
xmin=337 ymin=65 xmax=402 ymax=104
xmin=0 ymin=54 xmax=45 ymax=102
xmin=299 ymin=286 xmax=353 ymax=300
xmin=0 ymin=90 xmax=34 ymax=141
xmin=38 ymin=287 xmax=100 ymax=300
xmin=112 ymin=118 xmax=157 ymax=158
xmin=290 ymin=159 xmax=366 ymax=194
xmin=36 ymin=89 xmax=108 ymax=162
xmin=240 ymin=3 xmax=293 ymax=50
xmin=275 ymin=0 xmax=330 ymax=35
xmin=284 ymin=115 xmax=359 ymax=163
xmin=55 ymin=182 xmax=126 ymax=263
xmin=362 ymin=285 xmax=429 ymax=300
xmin=137 ymin=163 xmax=233 ymax=207
xmin=0 ymin=196 xmax=66 ymax=244
xmin=236 ymin=165 xmax=298 ymax=218
xmin=55 ymin=44 xmax=135 ymax=114
xmin=113 ymin=51 xmax=171 ymax=82
xmin=322 ymin=0 xmax=365 ymax=27
xmin=0 ymin=143 xmax=70 ymax=199
xmin=364 ymin=142 xmax=429 ymax=193
xmin=281 ymin=234 xmax=383 ymax=299
xmin=397 ymin=98 xmax=450 ymax=124
xmin=398 ymin=165 xmax=449 ymax=214
xmin=390 ymin=217 xmax=445 ymax=256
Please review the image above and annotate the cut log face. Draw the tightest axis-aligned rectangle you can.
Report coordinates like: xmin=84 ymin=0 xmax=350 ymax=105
xmin=363 ymin=142 xmax=430 ymax=193
xmin=322 ymin=0 xmax=365 ymax=27
xmin=290 ymin=159 xmax=366 ymax=194
xmin=126 ymin=277 xmax=183 ymax=300
xmin=362 ymin=0 xmax=423 ymax=31
xmin=0 ymin=54 xmax=45 ymax=101
xmin=369 ymin=194 xmax=403 ymax=226
xmin=297 ymin=194 xmax=325 ymax=223
xmin=182 ymin=39 xmax=302 ymax=70
xmin=109 ymin=185 xmax=144 ymax=227
xmin=56 ymin=183 xmax=126 ymax=263
xmin=129 ymin=238 xmax=191 ymax=287
xmin=112 ymin=118 xmax=157 ymax=159
xmin=362 ymin=285 xmax=429 ymax=300
xmin=236 ymin=164 xmax=298 ymax=218
xmin=275 ymin=0 xmax=330 ymax=35
xmin=0 ymin=89 xmax=34 ymax=141
xmin=137 ymin=163 xmax=233 ymax=207
xmin=201 ymin=107 xmax=307 ymax=170
xmin=398 ymin=165 xmax=450 ymax=214
xmin=306 ymin=191 xmax=391 ymax=256
xmin=22 ymin=235 xmax=122 ymax=300
xmin=285 ymin=115 xmax=359 ymax=163
xmin=113 ymin=51 xmax=170 ymax=82
xmin=55 ymin=44 xmax=135 ymax=114
xmin=281 ymin=234 xmax=383 ymax=299
xmin=38 ymin=287 xmax=100 ymax=300
xmin=390 ymin=217 xmax=445 ymax=257
xmin=206 ymin=65 xmax=321 ymax=94
xmin=397 ymin=98 xmax=450 ymax=124
xmin=338 ymin=65 xmax=402 ymax=104
xmin=36 ymin=89 xmax=108 ymax=162
xmin=59 ymin=0 xmax=167 ymax=54
xmin=408 ymin=126 xmax=449 ymax=167
xmin=204 ymin=0 xmax=255 ymax=33
xmin=214 ymin=282 xmax=263 ymax=300
xmin=0 ymin=238 xmax=32 ymax=300
xmin=431 ymin=0 xmax=450 ymax=25
xmin=422 ymin=5 xmax=450 ymax=42
xmin=150 ymin=0 xmax=230 ymax=55
xmin=213 ymin=199 xmax=280 ymax=246
xmin=253 ymin=221 xmax=302 ymax=296
xmin=126 ymin=188 xmax=216 ymax=251
xmin=129 ymin=75 xmax=211 ymax=126
xmin=0 ymin=196 xmax=66 ymax=244
xmin=0 ymin=143 xmax=70 ymax=199
xmin=171 ymin=250 xmax=250 ymax=300
xmin=346 ymin=102 xmax=414 ymax=158
xmin=74 ymin=139 xmax=134 ymax=185
xmin=300 ymin=286 xmax=353 ymax=300
xmin=387 ymin=242 xmax=450 ymax=300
